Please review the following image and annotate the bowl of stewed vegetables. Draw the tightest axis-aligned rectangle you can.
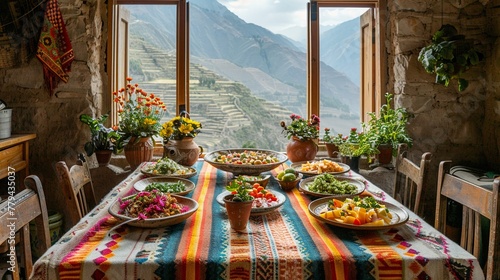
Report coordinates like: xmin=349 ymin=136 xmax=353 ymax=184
xmin=203 ymin=148 xmax=288 ymax=176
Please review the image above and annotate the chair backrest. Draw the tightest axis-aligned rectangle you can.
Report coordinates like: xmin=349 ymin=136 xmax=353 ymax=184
xmin=0 ymin=175 xmax=51 ymax=279
xmin=435 ymin=160 xmax=500 ymax=280
xmin=392 ymin=143 xmax=432 ymax=216
xmin=55 ymin=154 xmax=96 ymax=227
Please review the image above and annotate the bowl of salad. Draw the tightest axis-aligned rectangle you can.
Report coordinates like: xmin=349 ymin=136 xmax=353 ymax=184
xmin=141 ymin=157 xmax=197 ymax=178
xmin=203 ymin=148 xmax=287 ymax=176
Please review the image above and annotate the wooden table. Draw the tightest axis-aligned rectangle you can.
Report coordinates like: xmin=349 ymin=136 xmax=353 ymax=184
xmin=30 ymin=160 xmax=485 ymax=280
xmin=0 ymin=134 xmax=36 ymax=187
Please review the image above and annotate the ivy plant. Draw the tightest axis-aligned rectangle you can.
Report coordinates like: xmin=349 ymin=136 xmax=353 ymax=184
xmin=418 ymin=24 xmax=482 ymax=92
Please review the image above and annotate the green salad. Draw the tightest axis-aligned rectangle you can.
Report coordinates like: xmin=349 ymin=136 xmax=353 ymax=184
xmin=145 ymin=181 xmax=187 ymax=193
xmin=307 ymin=173 xmax=358 ymax=195
xmin=149 ymin=157 xmax=191 ymax=175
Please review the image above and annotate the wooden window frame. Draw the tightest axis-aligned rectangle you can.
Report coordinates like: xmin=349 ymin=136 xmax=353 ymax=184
xmin=107 ymin=0 xmax=386 ymax=133
xmin=308 ymin=0 xmax=387 ymax=122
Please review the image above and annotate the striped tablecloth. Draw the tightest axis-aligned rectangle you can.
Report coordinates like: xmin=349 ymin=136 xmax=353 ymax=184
xmin=31 ymin=160 xmax=484 ymax=280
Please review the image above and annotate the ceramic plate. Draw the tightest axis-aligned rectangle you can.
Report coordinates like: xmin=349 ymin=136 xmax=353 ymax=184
xmin=133 ymin=177 xmax=195 ymax=196
xmin=203 ymin=148 xmax=288 ymax=176
xmin=299 ymin=175 xmax=365 ymax=197
xmin=140 ymin=162 xmax=197 ymax=179
xmin=291 ymin=160 xmax=350 ymax=176
xmin=108 ymin=195 xmax=199 ymax=228
xmin=216 ymin=190 xmax=286 ymax=216
xmin=308 ymin=196 xmax=409 ymax=230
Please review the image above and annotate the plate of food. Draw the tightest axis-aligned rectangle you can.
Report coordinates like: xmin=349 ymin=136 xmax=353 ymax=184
xmin=203 ymin=148 xmax=287 ymax=176
xmin=133 ymin=177 xmax=196 ymax=196
xmin=141 ymin=157 xmax=197 ymax=179
xmin=299 ymin=174 xmax=365 ymax=197
xmin=291 ymin=159 xmax=350 ymax=176
xmin=308 ymin=195 xmax=409 ymax=230
xmin=108 ymin=191 xmax=199 ymax=228
xmin=216 ymin=189 xmax=286 ymax=216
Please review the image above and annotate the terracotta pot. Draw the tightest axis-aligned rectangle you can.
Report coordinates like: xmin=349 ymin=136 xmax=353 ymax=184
xmin=286 ymin=137 xmax=318 ymax=163
xmin=163 ymin=137 xmax=202 ymax=166
xmin=377 ymin=144 xmax=393 ymax=165
xmin=223 ymin=195 xmax=253 ymax=232
xmin=325 ymin=143 xmax=339 ymax=158
xmin=94 ymin=150 xmax=112 ymax=166
xmin=124 ymin=137 xmax=154 ymax=170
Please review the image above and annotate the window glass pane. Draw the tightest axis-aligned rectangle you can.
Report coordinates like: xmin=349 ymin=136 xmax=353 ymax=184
xmin=190 ymin=0 xmax=307 ymax=152
xmin=319 ymin=7 xmax=368 ymax=138
xmin=124 ymin=4 xmax=178 ymax=125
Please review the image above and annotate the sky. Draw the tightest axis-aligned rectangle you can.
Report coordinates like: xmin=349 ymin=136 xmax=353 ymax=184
xmin=217 ymin=0 xmax=368 ymax=34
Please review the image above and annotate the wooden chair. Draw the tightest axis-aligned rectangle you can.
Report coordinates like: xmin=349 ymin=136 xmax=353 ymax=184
xmin=55 ymin=153 xmax=97 ymax=228
xmin=435 ymin=160 xmax=500 ymax=280
xmin=392 ymin=143 xmax=432 ymax=216
xmin=0 ymin=175 xmax=51 ymax=280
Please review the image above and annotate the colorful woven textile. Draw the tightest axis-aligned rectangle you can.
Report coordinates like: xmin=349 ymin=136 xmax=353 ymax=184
xmin=31 ymin=161 xmax=484 ymax=280
xmin=36 ymin=0 xmax=74 ymax=96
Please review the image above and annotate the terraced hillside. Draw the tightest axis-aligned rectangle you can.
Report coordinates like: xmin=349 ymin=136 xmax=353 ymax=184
xmin=129 ymin=39 xmax=293 ymax=152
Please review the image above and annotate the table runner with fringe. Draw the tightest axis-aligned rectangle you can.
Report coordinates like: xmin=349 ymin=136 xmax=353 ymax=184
xmin=31 ymin=160 xmax=484 ymax=280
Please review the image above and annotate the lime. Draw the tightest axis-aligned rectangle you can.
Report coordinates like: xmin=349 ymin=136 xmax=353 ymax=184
xmin=277 ymin=171 xmax=286 ymax=180
xmin=282 ymin=173 xmax=297 ymax=182
xmin=284 ymin=168 xmax=296 ymax=174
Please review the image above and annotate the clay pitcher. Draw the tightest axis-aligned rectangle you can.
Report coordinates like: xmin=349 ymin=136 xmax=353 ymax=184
xmin=163 ymin=137 xmax=202 ymax=166
xmin=286 ymin=136 xmax=318 ymax=163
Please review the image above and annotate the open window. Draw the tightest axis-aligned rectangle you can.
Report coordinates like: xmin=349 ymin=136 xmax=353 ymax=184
xmin=108 ymin=0 xmax=386 ymax=152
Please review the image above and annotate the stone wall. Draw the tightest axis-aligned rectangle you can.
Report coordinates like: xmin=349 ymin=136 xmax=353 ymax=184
xmin=387 ymin=0 xmax=498 ymax=221
xmin=0 ymin=0 xmax=498 ymax=228
xmin=0 ymin=0 xmax=110 ymax=230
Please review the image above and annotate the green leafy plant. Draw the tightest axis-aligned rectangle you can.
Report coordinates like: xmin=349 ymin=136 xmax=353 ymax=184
xmin=337 ymin=128 xmax=378 ymax=159
xmin=79 ymin=113 xmax=121 ymax=156
xmin=418 ymin=24 xmax=482 ymax=91
xmin=225 ymin=177 xmax=253 ymax=202
xmin=365 ymin=93 xmax=412 ymax=155
xmin=322 ymin=128 xmax=344 ymax=145
xmin=280 ymin=113 xmax=320 ymax=141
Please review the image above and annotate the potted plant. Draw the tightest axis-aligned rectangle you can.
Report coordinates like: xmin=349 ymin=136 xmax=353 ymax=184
xmin=418 ymin=24 xmax=482 ymax=92
xmin=79 ymin=113 xmax=121 ymax=166
xmin=365 ymin=93 xmax=412 ymax=164
xmin=160 ymin=111 xmax=203 ymax=166
xmin=337 ymin=128 xmax=378 ymax=172
xmin=113 ymin=77 xmax=167 ymax=169
xmin=280 ymin=113 xmax=320 ymax=162
xmin=322 ymin=127 xmax=344 ymax=158
xmin=223 ymin=178 xmax=254 ymax=231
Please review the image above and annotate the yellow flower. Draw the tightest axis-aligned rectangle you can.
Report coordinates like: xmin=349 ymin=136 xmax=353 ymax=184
xmin=179 ymin=123 xmax=193 ymax=134
xmin=143 ymin=118 xmax=157 ymax=126
xmin=161 ymin=113 xmax=202 ymax=140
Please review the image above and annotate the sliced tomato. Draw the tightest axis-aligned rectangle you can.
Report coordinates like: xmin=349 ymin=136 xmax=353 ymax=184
xmin=353 ymin=218 xmax=361 ymax=225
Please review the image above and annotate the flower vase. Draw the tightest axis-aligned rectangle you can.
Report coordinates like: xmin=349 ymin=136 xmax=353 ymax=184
xmin=163 ymin=137 xmax=202 ymax=166
xmin=325 ymin=143 xmax=339 ymax=158
xmin=286 ymin=136 xmax=318 ymax=163
xmin=124 ymin=137 xmax=154 ymax=170
xmin=95 ymin=150 xmax=113 ymax=166
xmin=223 ymin=195 xmax=254 ymax=232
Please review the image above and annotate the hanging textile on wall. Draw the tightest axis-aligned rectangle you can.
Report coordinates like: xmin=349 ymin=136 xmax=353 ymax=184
xmin=36 ymin=0 xmax=74 ymax=96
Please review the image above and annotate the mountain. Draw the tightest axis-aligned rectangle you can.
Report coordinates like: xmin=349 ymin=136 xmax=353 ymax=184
xmin=125 ymin=0 xmax=363 ymax=149
xmin=127 ymin=0 xmax=359 ymax=111
xmin=320 ymin=17 xmax=361 ymax=85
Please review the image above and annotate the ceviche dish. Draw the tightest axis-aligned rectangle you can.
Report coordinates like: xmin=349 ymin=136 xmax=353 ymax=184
xmin=319 ymin=196 xmax=392 ymax=226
